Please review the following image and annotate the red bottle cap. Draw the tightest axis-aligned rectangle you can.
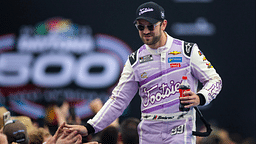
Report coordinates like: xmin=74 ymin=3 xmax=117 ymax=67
xmin=182 ymin=76 xmax=187 ymax=80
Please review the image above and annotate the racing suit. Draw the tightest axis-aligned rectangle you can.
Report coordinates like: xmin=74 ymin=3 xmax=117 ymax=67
xmin=86 ymin=33 xmax=222 ymax=144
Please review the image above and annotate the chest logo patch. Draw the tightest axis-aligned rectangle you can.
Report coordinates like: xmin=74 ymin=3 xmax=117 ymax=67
xmin=141 ymin=72 xmax=148 ymax=78
xmin=168 ymin=57 xmax=182 ymax=63
xmin=168 ymin=51 xmax=181 ymax=55
xmin=139 ymin=55 xmax=153 ymax=63
xmin=170 ymin=63 xmax=181 ymax=68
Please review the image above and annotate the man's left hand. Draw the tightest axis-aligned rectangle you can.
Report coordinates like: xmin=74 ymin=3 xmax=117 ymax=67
xmin=179 ymin=91 xmax=200 ymax=108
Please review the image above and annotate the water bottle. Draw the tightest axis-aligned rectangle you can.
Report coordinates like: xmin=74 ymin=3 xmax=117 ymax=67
xmin=179 ymin=76 xmax=190 ymax=111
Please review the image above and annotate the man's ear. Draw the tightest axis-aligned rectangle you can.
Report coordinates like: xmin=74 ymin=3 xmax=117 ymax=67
xmin=161 ymin=19 xmax=167 ymax=31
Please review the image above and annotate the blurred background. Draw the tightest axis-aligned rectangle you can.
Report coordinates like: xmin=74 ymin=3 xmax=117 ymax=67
xmin=1 ymin=0 xmax=255 ymax=142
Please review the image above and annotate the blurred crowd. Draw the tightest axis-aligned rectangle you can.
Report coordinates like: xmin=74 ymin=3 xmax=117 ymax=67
xmin=0 ymin=98 xmax=139 ymax=144
xmin=0 ymin=98 xmax=255 ymax=144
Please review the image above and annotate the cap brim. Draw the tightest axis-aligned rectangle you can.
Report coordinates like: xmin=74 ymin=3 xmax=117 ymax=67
xmin=134 ymin=17 xmax=159 ymax=24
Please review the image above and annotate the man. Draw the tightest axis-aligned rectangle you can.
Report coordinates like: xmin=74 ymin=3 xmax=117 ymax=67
xmin=64 ymin=1 xmax=222 ymax=143
xmin=3 ymin=119 xmax=29 ymax=144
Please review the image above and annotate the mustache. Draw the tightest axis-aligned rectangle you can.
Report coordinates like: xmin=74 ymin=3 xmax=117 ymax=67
xmin=143 ymin=33 xmax=152 ymax=36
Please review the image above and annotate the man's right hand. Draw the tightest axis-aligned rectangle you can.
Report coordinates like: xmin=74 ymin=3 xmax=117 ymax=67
xmin=64 ymin=124 xmax=88 ymax=137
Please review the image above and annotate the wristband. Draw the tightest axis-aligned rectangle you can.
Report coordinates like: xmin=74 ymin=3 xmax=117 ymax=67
xmin=197 ymin=93 xmax=206 ymax=106
xmin=84 ymin=123 xmax=95 ymax=135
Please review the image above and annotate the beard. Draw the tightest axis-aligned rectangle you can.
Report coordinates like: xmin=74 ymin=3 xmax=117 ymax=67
xmin=140 ymin=31 xmax=162 ymax=46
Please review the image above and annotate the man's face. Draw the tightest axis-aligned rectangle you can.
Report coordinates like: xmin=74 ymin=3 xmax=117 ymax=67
xmin=136 ymin=19 xmax=162 ymax=46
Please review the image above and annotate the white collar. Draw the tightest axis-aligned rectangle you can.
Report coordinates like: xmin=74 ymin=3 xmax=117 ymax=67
xmin=145 ymin=32 xmax=174 ymax=55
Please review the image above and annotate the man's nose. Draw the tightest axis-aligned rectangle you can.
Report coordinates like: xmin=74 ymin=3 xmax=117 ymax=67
xmin=143 ymin=26 xmax=151 ymax=34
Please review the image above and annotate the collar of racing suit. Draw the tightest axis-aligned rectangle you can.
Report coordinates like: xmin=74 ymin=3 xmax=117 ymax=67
xmin=145 ymin=31 xmax=174 ymax=55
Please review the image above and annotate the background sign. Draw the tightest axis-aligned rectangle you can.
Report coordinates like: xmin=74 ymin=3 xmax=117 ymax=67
xmin=1 ymin=0 xmax=255 ymax=140
xmin=0 ymin=17 xmax=132 ymax=119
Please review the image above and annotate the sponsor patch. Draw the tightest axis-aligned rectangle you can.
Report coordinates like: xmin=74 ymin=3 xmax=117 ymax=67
xmin=141 ymin=72 xmax=147 ymax=78
xmin=139 ymin=54 xmax=153 ymax=63
xmin=206 ymin=62 xmax=213 ymax=68
xmin=129 ymin=50 xmax=137 ymax=66
xmin=183 ymin=42 xmax=195 ymax=57
xmin=168 ymin=57 xmax=182 ymax=63
xmin=198 ymin=50 xmax=203 ymax=56
xmin=153 ymin=115 xmax=174 ymax=120
xmin=170 ymin=63 xmax=181 ymax=68
xmin=168 ymin=51 xmax=181 ymax=55
xmin=203 ymin=56 xmax=207 ymax=61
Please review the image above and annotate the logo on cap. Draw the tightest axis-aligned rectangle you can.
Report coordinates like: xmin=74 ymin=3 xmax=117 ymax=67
xmin=139 ymin=8 xmax=154 ymax=15
xmin=161 ymin=11 xmax=165 ymax=19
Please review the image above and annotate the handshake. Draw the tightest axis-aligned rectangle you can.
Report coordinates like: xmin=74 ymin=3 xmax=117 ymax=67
xmin=45 ymin=122 xmax=97 ymax=144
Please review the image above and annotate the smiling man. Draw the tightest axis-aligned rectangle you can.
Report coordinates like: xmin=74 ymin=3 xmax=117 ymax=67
xmin=64 ymin=2 xmax=222 ymax=144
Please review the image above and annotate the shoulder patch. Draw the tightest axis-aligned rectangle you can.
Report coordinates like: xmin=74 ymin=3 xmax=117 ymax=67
xmin=183 ymin=42 xmax=195 ymax=57
xmin=129 ymin=50 xmax=137 ymax=66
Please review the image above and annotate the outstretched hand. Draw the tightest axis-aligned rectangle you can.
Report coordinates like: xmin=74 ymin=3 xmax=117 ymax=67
xmin=179 ymin=91 xmax=200 ymax=108
xmin=45 ymin=122 xmax=86 ymax=144
xmin=45 ymin=122 xmax=66 ymax=144
xmin=56 ymin=131 xmax=82 ymax=144
xmin=64 ymin=123 xmax=89 ymax=137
